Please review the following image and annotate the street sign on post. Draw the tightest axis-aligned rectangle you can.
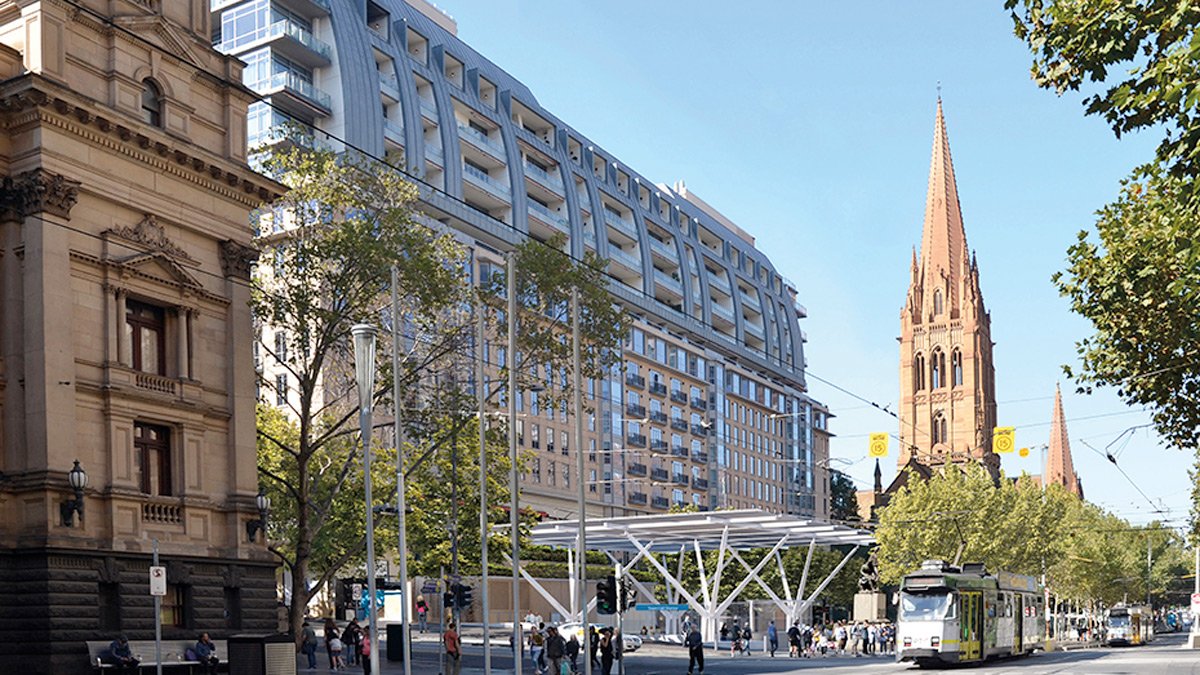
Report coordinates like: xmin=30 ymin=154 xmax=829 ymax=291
xmin=149 ymin=566 xmax=167 ymax=597
xmin=634 ymin=603 xmax=689 ymax=612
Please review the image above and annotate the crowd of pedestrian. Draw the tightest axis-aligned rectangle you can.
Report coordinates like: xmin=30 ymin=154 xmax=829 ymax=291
xmin=716 ymin=618 xmax=896 ymax=659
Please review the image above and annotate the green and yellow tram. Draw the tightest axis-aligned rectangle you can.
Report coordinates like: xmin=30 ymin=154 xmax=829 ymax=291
xmin=897 ymin=560 xmax=1044 ymax=667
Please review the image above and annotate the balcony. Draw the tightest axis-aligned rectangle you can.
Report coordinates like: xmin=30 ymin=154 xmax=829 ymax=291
xmin=625 ymin=433 xmax=646 ymax=448
xmin=647 ymin=236 xmax=676 ymax=261
xmin=672 ymin=473 xmax=689 ymax=486
xmin=603 ymin=211 xmax=638 ymax=239
xmin=418 ymin=97 xmax=438 ymax=122
xmin=383 ymin=118 xmax=404 ymax=146
xmin=670 ymin=390 xmax=688 ymax=404
xmin=692 ymin=476 xmax=709 ymax=490
xmin=651 ymin=496 xmax=670 ymax=509
xmin=650 ymin=439 xmax=668 ymax=453
xmin=711 ymin=302 xmax=735 ymax=322
xmin=670 ymin=418 xmax=688 ymax=433
xmin=691 ymin=424 xmax=709 ymax=437
xmin=741 ymin=291 xmax=762 ymax=313
xmin=379 ymin=72 xmax=400 ymax=100
xmin=424 ymin=144 xmax=443 ymax=167
xmin=250 ymin=71 xmax=331 ymax=117
xmin=648 ymin=410 xmax=667 ymax=424
xmin=692 ymin=450 xmax=709 ymax=464
xmin=624 ymin=373 xmax=645 ymax=389
xmin=628 ymin=492 xmax=648 ymax=506
xmin=608 ymin=246 xmax=642 ymax=273
xmin=527 ymin=201 xmax=570 ymax=234
xmin=691 ymin=396 xmax=708 ymax=411
xmin=458 ymin=123 xmax=506 ymax=160
xmin=651 ymin=468 xmax=669 ymax=482
xmin=671 ymin=445 xmax=689 ymax=458
xmin=628 ymin=463 xmax=647 ymax=477
xmin=709 ymin=272 xmax=731 ymax=294
xmin=216 ymin=19 xmax=331 ymax=67
xmin=744 ymin=322 xmax=766 ymax=340
xmin=648 ymin=381 xmax=667 ymax=396
xmin=625 ymin=403 xmax=646 ymax=418
xmin=524 ymin=161 xmax=564 ymax=192
xmin=463 ymin=163 xmax=510 ymax=199
xmin=653 ymin=268 xmax=682 ymax=291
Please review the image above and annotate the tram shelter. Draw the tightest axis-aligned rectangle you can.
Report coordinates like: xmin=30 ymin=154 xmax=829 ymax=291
xmin=526 ymin=509 xmax=875 ymax=642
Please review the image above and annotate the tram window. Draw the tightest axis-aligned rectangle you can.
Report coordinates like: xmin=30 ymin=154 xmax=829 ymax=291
xmin=900 ymin=592 xmax=955 ymax=621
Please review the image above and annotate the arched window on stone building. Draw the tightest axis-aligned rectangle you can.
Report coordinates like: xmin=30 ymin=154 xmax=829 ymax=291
xmin=951 ymin=349 xmax=963 ymax=387
xmin=931 ymin=348 xmax=945 ymax=388
xmin=933 ymin=289 xmax=943 ymax=316
xmin=913 ymin=353 xmax=926 ymax=391
xmin=141 ymin=79 xmax=163 ymax=127
xmin=931 ymin=411 xmax=947 ymax=445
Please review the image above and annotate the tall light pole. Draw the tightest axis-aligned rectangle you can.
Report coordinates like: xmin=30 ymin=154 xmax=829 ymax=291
xmin=478 ymin=289 xmax=492 ymax=675
xmin=506 ymin=254 xmax=522 ymax=675
xmin=352 ymin=323 xmax=381 ymax=675
xmin=390 ymin=269 xmax=412 ymax=675
xmin=572 ymin=286 xmax=591 ymax=675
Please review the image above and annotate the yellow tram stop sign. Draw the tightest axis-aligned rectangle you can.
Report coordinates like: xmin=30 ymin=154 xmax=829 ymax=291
xmin=993 ymin=426 xmax=1015 ymax=453
xmin=868 ymin=433 xmax=889 ymax=458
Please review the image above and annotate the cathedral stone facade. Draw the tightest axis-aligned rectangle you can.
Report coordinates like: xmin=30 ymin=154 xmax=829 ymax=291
xmin=897 ymin=101 xmax=999 ymax=473
xmin=0 ymin=1 xmax=280 ymax=671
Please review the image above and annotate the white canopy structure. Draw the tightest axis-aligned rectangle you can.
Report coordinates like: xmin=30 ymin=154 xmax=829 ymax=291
xmin=524 ymin=509 xmax=875 ymax=643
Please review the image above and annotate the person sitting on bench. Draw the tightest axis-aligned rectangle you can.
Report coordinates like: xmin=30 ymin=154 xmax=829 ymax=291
xmin=194 ymin=632 xmax=220 ymax=674
xmin=107 ymin=635 xmax=139 ymax=674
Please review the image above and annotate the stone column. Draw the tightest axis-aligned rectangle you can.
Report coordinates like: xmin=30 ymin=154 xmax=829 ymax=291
xmin=115 ymin=289 xmax=128 ymax=367
xmin=219 ymin=240 xmax=259 ymax=501
xmin=176 ymin=307 xmax=188 ymax=379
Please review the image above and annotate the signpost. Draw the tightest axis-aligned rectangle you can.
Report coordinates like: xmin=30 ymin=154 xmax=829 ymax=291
xmin=150 ymin=539 xmax=164 ymax=675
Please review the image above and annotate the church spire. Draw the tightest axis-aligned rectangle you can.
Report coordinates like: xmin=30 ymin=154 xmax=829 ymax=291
xmin=1046 ymin=384 xmax=1082 ymax=497
xmin=919 ymin=99 xmax=969 ymax=311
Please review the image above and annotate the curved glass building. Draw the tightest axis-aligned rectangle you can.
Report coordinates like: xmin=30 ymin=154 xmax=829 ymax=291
xmin=215 ymin=0 xmax=831 ymax=519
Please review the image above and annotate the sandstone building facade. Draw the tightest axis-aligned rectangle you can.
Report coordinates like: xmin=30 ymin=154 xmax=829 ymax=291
xmin=0 ymin=1 xmax=279 ymax=670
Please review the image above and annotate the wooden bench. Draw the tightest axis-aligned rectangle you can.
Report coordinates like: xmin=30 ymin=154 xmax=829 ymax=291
xmin=86 ymin=639 xmax=228 ymax=673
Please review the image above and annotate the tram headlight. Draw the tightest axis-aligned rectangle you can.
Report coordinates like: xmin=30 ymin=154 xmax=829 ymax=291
xmin=931 ymin=637 xmax=940 ymax=648
xmin=903 ymin=637 xmax=912 ymax=647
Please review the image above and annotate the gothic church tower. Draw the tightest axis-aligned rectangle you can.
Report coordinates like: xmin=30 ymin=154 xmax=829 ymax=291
xmin=897 ymin=100 xmax=998 ymax=470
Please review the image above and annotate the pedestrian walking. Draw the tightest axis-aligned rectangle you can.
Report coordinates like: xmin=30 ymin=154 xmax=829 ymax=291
xmin=787 ymin=621 xmax=800 ymax=657
xmin=546 ymin=626 xmax=566 ymax=675
xmin=685 ymin=626 xmax=704 ymax=675
xmin=598 ymin=627 xmax=614 ymax=675
xmin=444 ymin=621 xmax=462 ymax=675
xmin=590 ymin=627 xmax=601 ymax=670
xmin=329 ymin=635 xmax=345 ymax=671
xmin=301 ymin=621 xmax=319 ymax=670
xmin=767 ymin=620 xmax=778 ymax=657
xmin=741 ymin=626 xmax=752 ymax=655
xmin=529 ymin=623 xmax=546 ymax=674
xmin=416 ymin=596 xmax=429 ymax=633
xmin=342 ymin=619 xmax=363 ymax=666
xmin=324 ymin=618 xmax=339 ymax=669
xmin=360 ymin=627 xmax=372 ymax=675
xmin=565 ymin=632 xmax=581 ymax=674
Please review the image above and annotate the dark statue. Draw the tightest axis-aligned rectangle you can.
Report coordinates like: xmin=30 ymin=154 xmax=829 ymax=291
xmin=858 ymin=550 xmax=880 ymax=593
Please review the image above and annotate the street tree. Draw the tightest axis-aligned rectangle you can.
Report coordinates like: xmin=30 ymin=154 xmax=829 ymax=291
xmin=252 ymin=144 xmax=469 ymax=639
xmin=830 ymin=469 xmax=861 ymax=523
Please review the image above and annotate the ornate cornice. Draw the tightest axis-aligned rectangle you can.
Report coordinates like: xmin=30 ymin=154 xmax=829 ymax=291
xmin=0 ymin=168 xmax=81 ymax=221
xmin=219 ymin=239 xmax=258 ymax=281
xmin=0 ymin=76 xmax=282 ymax=206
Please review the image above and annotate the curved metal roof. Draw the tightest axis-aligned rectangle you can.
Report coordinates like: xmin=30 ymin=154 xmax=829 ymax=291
xmin=529 ymin=509 xmax=875 ymax=553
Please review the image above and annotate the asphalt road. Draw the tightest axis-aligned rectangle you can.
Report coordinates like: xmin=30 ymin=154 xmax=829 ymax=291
xmin=298 ymin=632 xmax=1200 ymax=674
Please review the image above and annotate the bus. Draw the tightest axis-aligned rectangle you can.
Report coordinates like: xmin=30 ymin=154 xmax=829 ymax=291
xmin=1106 ymin=605 xmax=1154 ymax=646
xmin=897 ymin=560 xmax=1044 ymax=668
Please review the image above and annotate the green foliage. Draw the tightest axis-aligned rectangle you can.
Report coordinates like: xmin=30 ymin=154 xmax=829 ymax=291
xmin=1006 ymin=0 xmax=1200 ymax=187
xmin=485 ymin=234 xmax=630 ymax=410
xmin=1053 ymin=169 xmax=1200 ymax=448
xmin=830 ymin=470 xmax=861 ymax=522
xmin=874 ymin=463 xmax=1188 ymax=605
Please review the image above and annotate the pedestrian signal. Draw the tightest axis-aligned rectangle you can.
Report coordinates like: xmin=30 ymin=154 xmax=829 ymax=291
xmin=455 ymin=583 xmax=474 ymax=607
xmin=596 ymin=575 xmax=617 ymax=615
xmin=868 ymin=433 xmax=889 ymax=458
xmin=993 ymin=426 xmax=1015 ymax=453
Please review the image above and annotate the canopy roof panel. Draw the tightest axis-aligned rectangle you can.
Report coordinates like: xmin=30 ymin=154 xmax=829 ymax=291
xmin=530 ymin=509 xmax=875 ymax=553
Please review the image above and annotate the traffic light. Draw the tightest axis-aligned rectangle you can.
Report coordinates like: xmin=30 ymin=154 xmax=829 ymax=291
xmin=455 ymin=583 xmax=474 ymax=607
xmin=443 ymin=587 xmax=454 ymax=608
xmin=596 ymin=575 xmax=617 ymax=615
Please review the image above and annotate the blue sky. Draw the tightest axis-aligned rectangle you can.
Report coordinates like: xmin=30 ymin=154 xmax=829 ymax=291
xmin=428 ymin=0 xmax=1188 ymax=526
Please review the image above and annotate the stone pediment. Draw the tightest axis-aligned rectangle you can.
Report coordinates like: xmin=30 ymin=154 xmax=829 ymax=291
xmin=111 ymin=14 xmax=200 ymax=65
xmin=107 ymin=214 xmax=196 ymax=262
xmin=105 ymin=215 xmax=201 ymax=289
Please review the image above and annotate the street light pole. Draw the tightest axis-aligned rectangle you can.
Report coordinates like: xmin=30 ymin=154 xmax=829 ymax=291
xmin=572 ymin=286 xmax=591 ymax=675
xmin=478 ymin=291 xmax=492 ymax=675
xmin=507 ymin=253 xmax=523 ymax=675
xmin=352 ymin=323 xmax=381 ymax=675
xmin=390 ymin=270 xmax=412 ymax=675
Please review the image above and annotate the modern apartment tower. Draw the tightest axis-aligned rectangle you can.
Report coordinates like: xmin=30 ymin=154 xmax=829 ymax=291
xmin=212 ymin=0 xmax=828 ymax=518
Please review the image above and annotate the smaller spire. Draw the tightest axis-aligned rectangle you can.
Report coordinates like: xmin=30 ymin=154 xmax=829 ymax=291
xmin=874 ymin=458 xmax=883 ymax=493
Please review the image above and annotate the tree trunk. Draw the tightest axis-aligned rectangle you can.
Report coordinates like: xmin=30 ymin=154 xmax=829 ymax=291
xmin=289 ymin=560 xmax=310 ymax=644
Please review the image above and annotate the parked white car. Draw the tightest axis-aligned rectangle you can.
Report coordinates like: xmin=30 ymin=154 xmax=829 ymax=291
xmin=557 ymin=622 xmax=643 ymax=652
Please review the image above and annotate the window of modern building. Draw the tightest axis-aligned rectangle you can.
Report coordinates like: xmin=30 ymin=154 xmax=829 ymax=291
xmin=141 ymin=79 xmax=163 ymax=127
xmin=126 ymin=300 xmax=166 ymax=375
xmin=135 ymin=421 xmax=172 ymax=496
xmin=531 ymin=424 xmax=540 ymax=449
xmin=406 ymin=27 xmax=428 ymax=64
xmin=275 ymin=374 xmax=287 ymax=405
xmin=274 ymin=331 xmax=287 ymax=363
